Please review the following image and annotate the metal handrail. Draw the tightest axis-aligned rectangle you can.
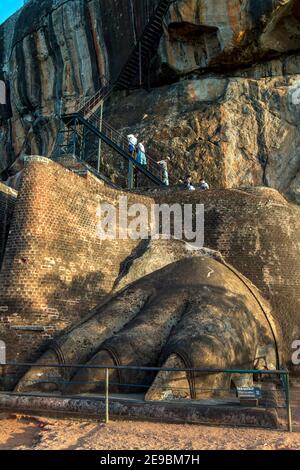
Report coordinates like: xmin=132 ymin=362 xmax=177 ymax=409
xmin=1 ymin=362 xmax=292 ymax=430
xmin=2 ymin=362 xmax=289 ymax=374
xmin=77 ymin=109 xmax=166 ymax=181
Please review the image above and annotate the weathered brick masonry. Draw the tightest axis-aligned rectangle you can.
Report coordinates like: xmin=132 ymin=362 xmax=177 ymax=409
xmin=0 ymin=182 xmax=17 ymax=268
xmin=0 ymin=157 xmax=299 ymax=372
xmin=152 ymin=188 xmax=300 ymax=365
xmin=0 ymin=157 xmax=154 ymax=366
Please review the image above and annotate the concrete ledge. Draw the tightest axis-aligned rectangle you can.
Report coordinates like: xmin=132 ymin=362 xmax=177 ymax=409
xmin=0 ymin=394 xmax=279 ymax=429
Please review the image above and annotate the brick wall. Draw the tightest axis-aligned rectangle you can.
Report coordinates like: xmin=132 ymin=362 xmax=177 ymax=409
xmin=0 ymin=158 xmax=299 ymax=373
xmin=0 ymin=182 xmax=17 ymax=268
xmin=0 ymin=157 xmax=154 ymax=366
xmin=152 ymin=187 xmax=300 ymax=365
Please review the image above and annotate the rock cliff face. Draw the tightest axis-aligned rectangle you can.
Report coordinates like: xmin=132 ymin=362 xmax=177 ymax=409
xmin=0 ymin=0 xmax=162 ymax=170
xmin=1 ymin=0 xmax=300 ymax=200
xmin=106 ymin=73 xmax=300 ymax=201
xmin=160 ymin=0 xmax=300 ymax=74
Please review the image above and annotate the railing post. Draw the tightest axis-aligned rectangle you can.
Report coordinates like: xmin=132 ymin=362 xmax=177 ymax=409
xmin=59 ymin=97 xmax=63 ymax=117
xmin=139 ymin=42 xmax=142 ymax=87
xmin=97 ymin=100 xmax=104 ymax=172
xmin=0 ymin=341 xmax=6 ymax=387
xmin=128 ymin=161 xmax=134 ymax=189
xmin=284 ymin=370 xmax=293 ymax=433
xmin=105 ymin=367 xmax=109 ymax=424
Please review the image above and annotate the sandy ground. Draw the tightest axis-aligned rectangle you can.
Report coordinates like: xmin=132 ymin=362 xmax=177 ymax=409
xmin=0 ymin=413 xmax=299 ymax=450
xmin=1 ymin=383 xmax=299 ymax=450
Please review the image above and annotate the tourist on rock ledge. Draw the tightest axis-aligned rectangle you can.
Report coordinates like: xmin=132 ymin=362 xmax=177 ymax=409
xmin=200 ymin=179 xmax=210 ymax=191
xmin=185 ymin=175 xmax=196 ymax=191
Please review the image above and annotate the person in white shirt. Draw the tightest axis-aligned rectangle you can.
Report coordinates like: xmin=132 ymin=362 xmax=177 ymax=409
xmin=127 ymin=134 xmax=138 ymax=157
xmin=200 ymin=179 xmax=210 ymax=190
xmin=185 ymin=176 xmax=195 ymax=191
xmin=136 ymin=142 xmax=147 ymax=167
xmin=157 ymin=157 xmax=170 ymax=186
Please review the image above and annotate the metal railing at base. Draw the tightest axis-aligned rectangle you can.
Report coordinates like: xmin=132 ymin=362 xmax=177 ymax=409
xmin=0 ymin=363 xmax=293 ymax=431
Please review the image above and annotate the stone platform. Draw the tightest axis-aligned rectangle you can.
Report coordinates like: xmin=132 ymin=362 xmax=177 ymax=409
xmin=0 ymin=393 xmax=279 ymax=429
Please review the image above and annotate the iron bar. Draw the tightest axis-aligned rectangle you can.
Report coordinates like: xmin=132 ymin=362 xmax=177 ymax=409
xmin=105 ymin=368 xmax=109 ymax=424
xmin=283 ymin=370 xmax=293 ymax=432
xmin=4 ymin=362 xmax=288 ymax=375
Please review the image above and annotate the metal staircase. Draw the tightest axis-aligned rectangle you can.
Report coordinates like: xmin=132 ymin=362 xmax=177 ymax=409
xmin=76 ymin=0 xmax=174 ymax=119
xmin=53 ymin=0 xmax=174 ymax=188
xmin=60 ymin=112 xmax=164 ymax=187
